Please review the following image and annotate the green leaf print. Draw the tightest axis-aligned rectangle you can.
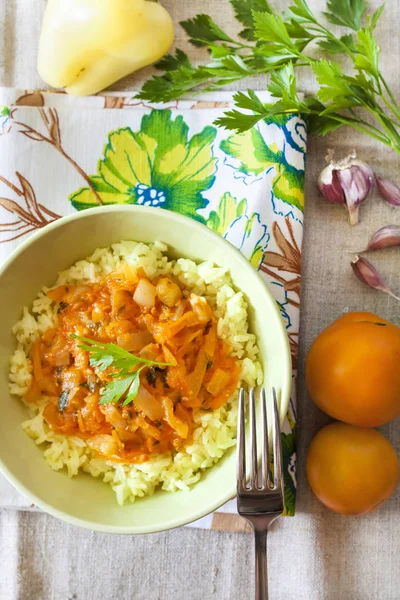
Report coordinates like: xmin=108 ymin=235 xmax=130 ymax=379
xmin=207 ymin=192 xmax=269 ymax=269
xmin=281 ymin=430 xmax=296 ymax=516
xmin=207 ymin=192 xmax=241 ymax=235
xmin=69 ymin=110 xmax=217 ymax=222
xmin=220 ymin=124 xmax=305 ymax=211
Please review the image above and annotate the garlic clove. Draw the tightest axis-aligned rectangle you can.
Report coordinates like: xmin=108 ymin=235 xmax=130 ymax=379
xmin=365 ymin=225 xmax=400 ymax=251
xmin=337 ymin=164 xmax=374 ymax=225
xmin=317 ymin=152 xmax=374 ymax=225
xmin=376 ymin=177 xmax=400 ymax=207
xmin=351 ymin=255 xmax=400 ymax=301
xmin=318 ymin=165 xmax=345 ymax=204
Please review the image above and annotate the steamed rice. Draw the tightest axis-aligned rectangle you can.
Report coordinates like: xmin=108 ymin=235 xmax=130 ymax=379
xmin=9 ymin=240 xmax=262 ymax=505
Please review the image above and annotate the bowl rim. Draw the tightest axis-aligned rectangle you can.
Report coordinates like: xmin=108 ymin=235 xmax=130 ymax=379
xmin=0 ymin=205 xmax=292 ymax=534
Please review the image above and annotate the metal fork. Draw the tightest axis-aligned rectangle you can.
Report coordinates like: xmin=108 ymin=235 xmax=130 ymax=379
xmin=237 ymin=387 xmax=284 ymax=600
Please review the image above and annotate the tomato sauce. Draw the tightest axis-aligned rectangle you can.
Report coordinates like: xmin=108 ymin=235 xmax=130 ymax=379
xmin=25 ymin=265 xmax=239 ymax=463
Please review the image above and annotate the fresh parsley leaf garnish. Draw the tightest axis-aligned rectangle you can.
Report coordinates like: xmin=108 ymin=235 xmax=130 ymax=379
xmin=370 ymin=5 xmax=385 ymax=30
xmin=138 ymin=0 xmax=400 ymax=154
xmin=71 ymin=335 xmax=171 ymax=406
xmin=253 ymin=11 xmax=297 ymax=48
xmin=180 ymin=14 xmax=236 ymax=47
xmin=323 ymin=0 xmax=367 ymax=31
xmin=98 ymin=371 xmax=143 ymax=407
xmin=318 ymin=34 xmax=356 ymax=55
xmin=229 ymin=0 xmax=274 ymax=41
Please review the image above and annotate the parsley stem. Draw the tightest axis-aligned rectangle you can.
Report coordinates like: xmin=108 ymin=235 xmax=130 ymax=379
xmin=380 ymin=76 xmax=400 ymax=121
xmin=381 ymin=96 xmax=400 ymax=124
xmin=318 ymin=113 xmax=391 ymax=145
xmin=366 ymin=109 xmax=400 ymax=151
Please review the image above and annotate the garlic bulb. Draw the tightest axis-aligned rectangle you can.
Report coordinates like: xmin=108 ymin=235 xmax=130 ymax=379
xmin=318 ymin=152 xmax=375 ymax=225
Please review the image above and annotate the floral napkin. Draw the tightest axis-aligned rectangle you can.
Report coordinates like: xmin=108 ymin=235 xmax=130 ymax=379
xmin=0 ymin=88 xmax=305 ymax=530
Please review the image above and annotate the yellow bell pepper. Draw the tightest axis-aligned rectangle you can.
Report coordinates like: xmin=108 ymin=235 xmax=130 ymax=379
xmin=37 ymin=0 xmax=174 ymax=96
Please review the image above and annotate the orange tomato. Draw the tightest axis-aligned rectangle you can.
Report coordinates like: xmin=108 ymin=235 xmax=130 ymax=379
xmin=305 ymin=312 xmax=400 ymax=427
xmin=307 ymin=422 xmax=399 ymax=515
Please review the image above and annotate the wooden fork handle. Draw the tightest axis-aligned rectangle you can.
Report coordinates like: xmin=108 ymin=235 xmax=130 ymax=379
xmin=255 ymin=530 xmax=268 ymax=600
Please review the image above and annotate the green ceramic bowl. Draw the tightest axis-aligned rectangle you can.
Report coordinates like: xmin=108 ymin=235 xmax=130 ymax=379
xmin=0 ymin=206 xmax=291 ymax=534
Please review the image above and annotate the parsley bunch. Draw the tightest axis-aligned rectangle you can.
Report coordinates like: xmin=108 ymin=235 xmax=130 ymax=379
xmin=72 ymin=336 xmax=171 ymax=407
xmin=138 ymin=0 xmax=400 ymax=153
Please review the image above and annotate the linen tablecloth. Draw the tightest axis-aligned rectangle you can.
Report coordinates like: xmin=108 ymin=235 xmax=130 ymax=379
xmin=1 ymin=1 xmax=400 ymax=599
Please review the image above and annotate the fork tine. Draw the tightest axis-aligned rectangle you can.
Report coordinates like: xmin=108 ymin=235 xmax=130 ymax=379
xmin=272 ymin=388 xmax=284 ymax=493
xmin=249 ymin=387 xmax=258 ymax=489
xmin=260 ymin=388 xmax=270 ymax=489
xmin=237 ymin=388 xmax=246 ymax=492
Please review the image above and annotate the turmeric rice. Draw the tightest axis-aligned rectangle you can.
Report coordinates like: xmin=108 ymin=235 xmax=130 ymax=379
xmin=9 ymin=240 xmax=262 ymax=505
